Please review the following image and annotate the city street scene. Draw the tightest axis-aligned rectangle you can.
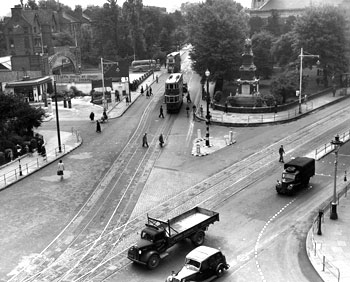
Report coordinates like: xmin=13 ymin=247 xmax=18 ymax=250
xmin=0 ymin=0 xmax=350 ymax=282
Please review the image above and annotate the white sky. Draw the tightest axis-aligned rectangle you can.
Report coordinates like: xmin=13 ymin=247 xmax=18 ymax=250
xmin=0 ymin=0 xmax=251 ymax=18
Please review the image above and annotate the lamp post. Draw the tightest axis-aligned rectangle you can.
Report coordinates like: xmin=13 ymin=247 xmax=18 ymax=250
xmin=205 ymin=69 xmax=211 ymax=147
xmin=54 ymin=81 xmax=62 ymax=153
xmin=330 ymin=134 xmax=343 ymax=220
xmin=299 ymin=48 xmax=320 ymax=114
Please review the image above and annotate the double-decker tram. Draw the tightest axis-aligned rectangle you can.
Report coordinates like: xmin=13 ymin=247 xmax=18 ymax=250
xmin=164 ymin=73 xmax=184 ymax=113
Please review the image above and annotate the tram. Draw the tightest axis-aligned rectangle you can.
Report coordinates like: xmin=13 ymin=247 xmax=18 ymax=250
xmin=164 ymin=73 xmax=184 ymax=113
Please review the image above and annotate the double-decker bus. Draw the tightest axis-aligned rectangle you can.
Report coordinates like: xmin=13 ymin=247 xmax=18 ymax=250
xmin=164 ymin=73 xmax=184 ymax=113
xmin=130 ymin=59 xmax=160 ymax=72
xmin=166 ymin=52 xmax=181 ymax=73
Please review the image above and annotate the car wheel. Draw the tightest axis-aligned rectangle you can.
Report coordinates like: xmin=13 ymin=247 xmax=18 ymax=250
xmin=147 ymin=254 xmax=160 ymax=270
xmin=216 ymin=265 xmax=225 ymax=277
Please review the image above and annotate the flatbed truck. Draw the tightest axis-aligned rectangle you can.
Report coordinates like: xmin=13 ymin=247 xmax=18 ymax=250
xmin=127 ymin=207 xmax=219 ymax=269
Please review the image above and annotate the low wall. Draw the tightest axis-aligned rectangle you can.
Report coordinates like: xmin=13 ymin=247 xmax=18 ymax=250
xmin=213 ymin=88 xmax=331 ymax=114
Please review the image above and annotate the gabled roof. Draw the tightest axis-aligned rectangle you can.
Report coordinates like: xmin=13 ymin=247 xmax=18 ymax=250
xmin=22 ymin=9 xmax=57 ymax=26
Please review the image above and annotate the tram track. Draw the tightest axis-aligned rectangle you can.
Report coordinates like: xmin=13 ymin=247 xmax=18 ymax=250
xmin=9 ymin=93 xmax=350 ymax=281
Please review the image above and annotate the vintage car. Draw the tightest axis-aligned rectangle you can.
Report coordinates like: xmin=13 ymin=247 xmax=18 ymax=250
xmin=169 ymin=246 xmax=229 ymax=282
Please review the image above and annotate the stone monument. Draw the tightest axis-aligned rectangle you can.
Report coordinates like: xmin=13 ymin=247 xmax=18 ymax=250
xmin=234 ymin=38 xmax=260 ymax=106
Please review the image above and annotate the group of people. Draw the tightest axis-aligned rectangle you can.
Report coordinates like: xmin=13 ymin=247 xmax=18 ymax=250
xmin=140 ymin=85 xmax=153 ymax=98
xmin=89 ymin=110 xmax=108 ymax=133
xmin=142 ymin=132 xmax=164 ymax=148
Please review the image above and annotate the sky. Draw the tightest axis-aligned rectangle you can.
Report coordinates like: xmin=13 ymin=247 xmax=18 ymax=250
xmin=0 ymin=0 xmax=251 ymax=18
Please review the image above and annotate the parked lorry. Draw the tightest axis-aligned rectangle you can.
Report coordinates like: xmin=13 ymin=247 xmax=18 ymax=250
xmin=127 ymin=207 xmax=219 ymax=269
xmin=276 ymin=157 xmax=315 ymax=195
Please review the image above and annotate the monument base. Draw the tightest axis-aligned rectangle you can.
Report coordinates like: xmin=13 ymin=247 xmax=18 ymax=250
xmin=231 ymin=95 xmax=257 ymax=107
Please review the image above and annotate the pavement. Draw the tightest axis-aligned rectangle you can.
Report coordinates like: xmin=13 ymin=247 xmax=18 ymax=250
xmin=1 ymin=71 xmax=350 ymax=281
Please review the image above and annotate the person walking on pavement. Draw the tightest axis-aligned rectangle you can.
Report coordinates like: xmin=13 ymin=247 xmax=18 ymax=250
xmin=224 ymin=100 xmax=228 ymax=114
xmin=149 ymin=87 xmax=153 ymax=96
xmin=141 ymin=86 xmax=144 ymax=96
xmin=186 ymin=104 xmax=190 ymax=117
xmin=96 ymin=120 xmax=101 ymax=133
xmin=186 ymin=92 xmax=192 ymax=103
xmin=200 ymin=105 xmax=203 ymax=117
xmin=156 ymin=75 xmax=159 ymax=83
xmin=192 ymin=105 xmax=197 ymax=120
xmin=146 ymin=89 xmax=150 ymax=99
xmin=279 ymin=145 xmax=285 ymax=163
xmin=57 ymin=159 xmax=65 ymax=181
xmin=89 ymin=111 xmax=95 ymax=121
xmin=159 ymin=105 xmax=164 ymax=118
xmin=142 ymin=133 xmax=149 ymax=147
xmin=159 ymin=133 xmax=164 ymax=147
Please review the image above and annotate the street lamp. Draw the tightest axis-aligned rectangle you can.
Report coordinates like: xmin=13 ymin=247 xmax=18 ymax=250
xmin=330 ymin=134 xmax=343 ymax=220
xmin=205 ymin=69 xmax=211 ymax=147
xmin=298 ymin=48 xmax=320 ymax=114
xmin=54 ymin=81 xmax=62 ymax=153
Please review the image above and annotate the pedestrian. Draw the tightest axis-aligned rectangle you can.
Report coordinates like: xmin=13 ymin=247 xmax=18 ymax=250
xmin=96 ymin=120 xmax=101 ymax=133
xmin=41 ymin=145 xmax=46 ymax=158
xmin=279 ymin=145 xmax=285 ymax=163
xmin=116 ymin=91 xmax=120 ymax=102
xmin=149 ymin=87 xmax=153 ymax=96
xmin=224 ymin=100 xmax=228 ymax=114
xmin=103 ymin=110 xmax=108 ymax=122
xmin=200 ymin=105 xmax=203 ymax=117
xmin=146 ymin=90 xmax=150 ymax=99
xmin=159 ymin=105 xmax=164 ymax=118
xmin=57 ymin=159 xmax=64 ymax=180
xmin=159 ymin=133 xmax=164 ymax=147
xmin=156 ymin=75 xmax=159 ymax=83
xmin=186 ymin=104 xmax=190 ymax=117
xmin=274 ymin=101 xmax=278 ymax=114
xmin=304 ymin=94 xmax=308 ymax=104
xmin=186 ymin=92 xmax=192 ymax=103
xmin=142 ymin=133 xmax=149 ymax=148
xmin=89 ymin=111 xmax=95 ymax=121
xmin=192 ymin=105 xmax=197 ymax=120
xmin=141 ymin=86 xmax=144 ymax=96
xmin=332 ymin=86 xmax=336 ymax=97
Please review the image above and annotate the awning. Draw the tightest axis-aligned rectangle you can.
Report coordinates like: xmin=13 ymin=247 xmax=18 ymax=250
xmin=5 ymin=76 xmax=53 ymax=88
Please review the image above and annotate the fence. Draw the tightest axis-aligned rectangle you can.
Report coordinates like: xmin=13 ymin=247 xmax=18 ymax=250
xmin=308 ymin=185 xmax=349 ymax=282
xmin=314 ymin=130 xmax=350 ymax=160
xmin=0 ymin=128 xmax=81 ymax=190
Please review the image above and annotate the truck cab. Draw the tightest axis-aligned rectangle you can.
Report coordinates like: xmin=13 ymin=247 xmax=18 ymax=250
xmin=171 ymin=246 xmax=229 ymax=282
xmin=128 ymin=225 xmax=167 ymax=269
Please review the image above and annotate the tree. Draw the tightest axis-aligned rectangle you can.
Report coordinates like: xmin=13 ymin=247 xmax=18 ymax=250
xmin=251 ymin=30 xmax=274 ymax=78
xmin=185 ymin=0 xmax=249 ymax=81
xmin=249 ymin=16 xmax=264 ymax=36
xmin=292 ymin=6 xmax=349 ymax=85
xmin=0 ymin=94 xmax=45 ymax=152
xmin=52 ymin=32 xmax=75 ymax=46
xmin=271 ymin=32 xmax=295 ymax=67
xmin=264 ymin=10 xmax=282 ymax=36
xmin=270 ymin=70 xmax=300 ymax=103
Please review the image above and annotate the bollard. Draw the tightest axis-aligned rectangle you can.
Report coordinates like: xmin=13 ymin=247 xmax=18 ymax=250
xmin=317 ymin=210 xmax=323 ymax=235
xmin=229 ymin=131 xmax=233 ymax=143
xmin=197 ymin=129 xmax=201 ymax=139
xmin=196 ymin=143 xmax=201 ymax=155
xmin=19 ymin=159 xmax=23 ymax=176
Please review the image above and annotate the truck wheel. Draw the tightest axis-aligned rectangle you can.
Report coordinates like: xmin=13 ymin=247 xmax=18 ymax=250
xmin=216 ymin=264 xmax=225 ymax=277
xmin=191 ymin=231 xmax=205 ymax=246
xmin=147 ymin=254 xmax=160 ymax=270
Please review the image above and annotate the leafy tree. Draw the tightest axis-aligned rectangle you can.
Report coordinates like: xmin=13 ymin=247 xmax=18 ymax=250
xmin=185 ymin=0 xmax=249 ymax=81
xmin=52 ymin=32 xmax=75 ymax=46
xmin=292 ymin=5 xmax=349 ymax=86
xmin=0 ymin=94 xmax=45 ymax=152
xmin=264 ymin=10 xmax=282 ymax=36
xmin=271 ymin=32 xmax=295 ymax=67
xmin=249 ymin=16 xmax=264 ymax=36
xmin=270 ymin=70 xmax=300 ymax=103
xmin=251 ymin=30 xmax=274 ymax=79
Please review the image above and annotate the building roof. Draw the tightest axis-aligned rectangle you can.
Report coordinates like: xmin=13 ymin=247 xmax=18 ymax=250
xmin=0 ymin=56 xmax=12 ymax=71
xmin=258 ymin=0 xmax=344 ymax=10
xmin=5 ymin=76 xmax=52 ymax=87
xmin=166 ymin=73 xmax=182 ymax=84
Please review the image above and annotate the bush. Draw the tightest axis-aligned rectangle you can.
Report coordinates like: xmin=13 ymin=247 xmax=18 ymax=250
xmin=0 ymin=152 xmax=5 ymax=166
xmin=214 ymin=91 xmax=222 ymax=103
